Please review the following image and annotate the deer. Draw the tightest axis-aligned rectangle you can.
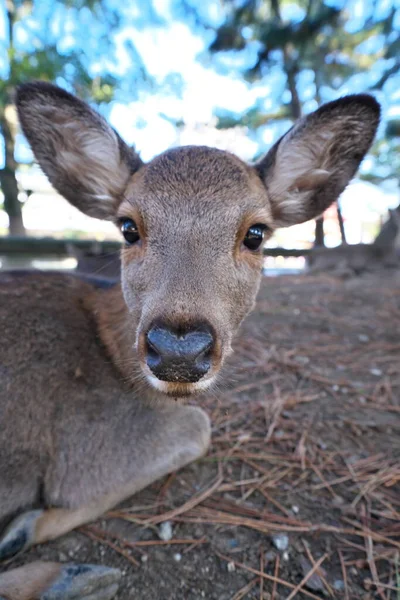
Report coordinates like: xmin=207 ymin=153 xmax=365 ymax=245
xmin=0 ymin=81 xmax=380 ymax=600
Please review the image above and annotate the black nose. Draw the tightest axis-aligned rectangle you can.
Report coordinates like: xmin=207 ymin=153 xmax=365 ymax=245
xmin=145 ymin=323 xmax=214 ymax=383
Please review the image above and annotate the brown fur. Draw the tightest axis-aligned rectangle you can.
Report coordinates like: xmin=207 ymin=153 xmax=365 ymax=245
xmin=0 ymin=82 xmax=380 ymax=597
xmin=0 ymin=562 xmax=62 ymax=600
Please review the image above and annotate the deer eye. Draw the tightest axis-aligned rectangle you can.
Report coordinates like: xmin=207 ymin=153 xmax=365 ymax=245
xmin=120 ymin=218 xmax=140 ymax=245
xmin=243 ymin=224 xmax=268 ymax=251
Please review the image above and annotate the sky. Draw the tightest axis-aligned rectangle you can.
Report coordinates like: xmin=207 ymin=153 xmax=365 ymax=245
xmin=0 ymin=0 xmax=400 ymax=245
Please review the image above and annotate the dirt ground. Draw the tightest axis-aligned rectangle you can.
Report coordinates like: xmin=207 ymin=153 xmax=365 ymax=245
xmin=9 ymin=271 xmax=400 ymax=599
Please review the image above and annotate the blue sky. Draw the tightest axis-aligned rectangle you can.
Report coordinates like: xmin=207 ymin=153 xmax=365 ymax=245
xmin=1 ymin=0 xmax=399 ymax=163
xmin=1 ymin=0 xmax=400 ymax=242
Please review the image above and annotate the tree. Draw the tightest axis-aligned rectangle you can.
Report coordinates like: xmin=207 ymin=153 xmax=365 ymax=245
xmin=0 ymin=0 xmax=142 ymax=235
xmin=201 ymin=0 xmax=400 ymax=245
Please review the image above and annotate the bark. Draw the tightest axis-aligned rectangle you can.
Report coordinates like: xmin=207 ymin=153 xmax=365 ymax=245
xmin=314 ymin=217 xmax=325 ymax=247
xmin=0 ymin=111 xmax=25 ymax=235
xmin=0 ymin=0 xmax=26 ymax=236
xmin=284 ymin=50 xmax=302 ymax=119
xmin=272 ymin=0 xmax=323 ymax=245
xmin=0 ymin=172 xmax=25 ymax=236
xmin=270 ymin=0 xmax=302 ymax=120
xmin=336 ymin=203 xmax=347 ymax=244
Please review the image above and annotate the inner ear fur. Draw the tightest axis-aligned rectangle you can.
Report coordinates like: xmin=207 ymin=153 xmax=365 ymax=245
xmin=16 ymin=81 xmax=143 ymax=219
xmin=255 ymin=94 xmax=381 ymax=227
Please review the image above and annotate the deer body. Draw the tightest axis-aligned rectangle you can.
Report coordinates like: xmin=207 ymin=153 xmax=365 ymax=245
xmin=0 ymin=82 xmax=380 ymax=599
xmin=0 ymin=273 xmax=203 ymax=516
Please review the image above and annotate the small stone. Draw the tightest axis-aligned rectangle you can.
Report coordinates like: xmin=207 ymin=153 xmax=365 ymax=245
xmin=291 ymin=505 xmax=299 ymax=514
xmin=141 ymin=554 xmax=148 ymax=563
xmin=227 ymin=561 xmax=236 ymax=572
xmin=272 ymin=533 xmax=289 ymax=551
xmin=332 ymin=384 xmax=339 ymax=392
xmin=295 ymin=355 xmax=310 ymax=365
xmin=359 ymin=396 xmax=367 ymax=405
xmin=332 ymin=495 xmax=345 ymax=506
xmin=299 ymin=556 xmax=325 ymax=592
xmin=282 ymin=551 xmax=290 ymax=561
xmin=158 ymin=521 xmax=173 ymax=541
xmin=334 ymin=579 xmax=345 ymax=591
xmin=369 ymin=368 xmax=382 ymax=377
xmin=173 ymin=553 xmax=182 ymax=562
xmin=264 ymin=550 xmax=276 ymax=563
xmin=358 ymin=334 xmax=369 ymax=343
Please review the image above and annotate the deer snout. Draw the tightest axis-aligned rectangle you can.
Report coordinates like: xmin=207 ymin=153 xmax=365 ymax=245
xmin=145 ymin=323 xmax=215 ymax=383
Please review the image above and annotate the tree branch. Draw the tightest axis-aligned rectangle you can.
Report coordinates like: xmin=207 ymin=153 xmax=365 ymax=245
xmin=370 ymin=60 xmax=400 ymax=90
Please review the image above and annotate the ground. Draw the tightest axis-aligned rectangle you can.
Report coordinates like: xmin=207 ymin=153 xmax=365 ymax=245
xmin=9 ymin=271 xmax=400 ymax=599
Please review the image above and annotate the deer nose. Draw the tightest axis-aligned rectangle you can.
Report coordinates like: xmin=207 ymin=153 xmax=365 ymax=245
xmin=145 ymin=323 xmax=214 ymax=383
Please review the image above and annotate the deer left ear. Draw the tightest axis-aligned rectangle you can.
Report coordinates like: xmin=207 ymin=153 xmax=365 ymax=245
xmin=255 ymin=95 xmax=380 ymax=227
xmin=16 ymin=81 xmax=143 ymax=220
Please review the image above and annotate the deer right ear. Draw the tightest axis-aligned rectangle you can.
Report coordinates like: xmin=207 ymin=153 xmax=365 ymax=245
xmin=256 ymin=95 xmax=380 ymax=227
xmin=16 ymin=81 xmax=143 ymax=220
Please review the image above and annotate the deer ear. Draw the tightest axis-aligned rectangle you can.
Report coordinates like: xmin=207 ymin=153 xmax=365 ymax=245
xmin=255 ymin=95 xmax=380 ymax=227
xmin=16 ymin=81 xmax=143 ymax=220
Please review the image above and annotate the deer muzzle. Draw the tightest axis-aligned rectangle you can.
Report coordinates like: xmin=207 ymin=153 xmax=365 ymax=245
xmin=145 ymin=323 xmax=215 ymax=383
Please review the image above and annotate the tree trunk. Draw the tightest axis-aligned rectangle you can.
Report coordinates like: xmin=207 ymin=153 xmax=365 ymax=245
xmin=314 ymin=217 xmax=325 ymax=247
xmin=271 ymin=0 xmax=302 ymax=120
xmin=284 ymin=54 xmax=302 ymax=119
xmin=0 ymin=113 xmax=25 ymax=236
xmin=0 ymin=0 xmax=26 ymax=236
xmin=336 ymin=202 xmax=346 ymax=244
xmin=272 ymin=0 xmax=324 ymax=246
xmin=0 ymin=168 xmax=25 ymax=236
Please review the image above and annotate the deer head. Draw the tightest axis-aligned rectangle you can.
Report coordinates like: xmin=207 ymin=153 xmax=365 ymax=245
xmin=16 ymin=82 xmax=380 ymax=396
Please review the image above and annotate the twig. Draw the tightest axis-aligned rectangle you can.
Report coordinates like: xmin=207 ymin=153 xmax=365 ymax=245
xmin=215 ymin=551 xmax=323 ymax=600
xmin=285 ymin=554 xmax=327 ymax=600
xmin=339 ymin=549 xmax=349 ymax=600
xmin=82 ymin=527 xmax=140 ymax=568
xmin=303 ymin=542 xmax=334 ymax=597
xmin=231 ymin=577 xmax=259 ymax=600
xmin=271 ymin=555 xmax=280 ymax=600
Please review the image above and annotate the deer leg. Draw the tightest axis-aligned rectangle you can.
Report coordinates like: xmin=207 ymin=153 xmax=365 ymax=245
xmin=0 ymin=403 xmax=210 ymax=559
xmin=0 ymin=562 xmax=120 ymax=600
xmin=0 ymin=403 xmax=210 ymax=598
xmin=0 ymin=499 xmax=135 ymax=562
xmin=0 ymin=507 xmax=101 ymax=563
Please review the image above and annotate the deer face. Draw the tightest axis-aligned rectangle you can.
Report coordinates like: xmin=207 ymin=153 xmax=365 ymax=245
xmin=16 ymin=82 xmax=380 ymax=396
xmin=118 ymin=146 xmax=270 ymax=394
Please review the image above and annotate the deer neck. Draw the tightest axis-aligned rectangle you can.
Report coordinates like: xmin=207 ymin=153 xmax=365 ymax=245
xmin=85 ymin=283 xmax=142 ymax=387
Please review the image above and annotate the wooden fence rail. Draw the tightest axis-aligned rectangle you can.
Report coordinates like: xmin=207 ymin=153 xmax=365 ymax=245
xmin=0 ymin=237 xmax=311 ymax=258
